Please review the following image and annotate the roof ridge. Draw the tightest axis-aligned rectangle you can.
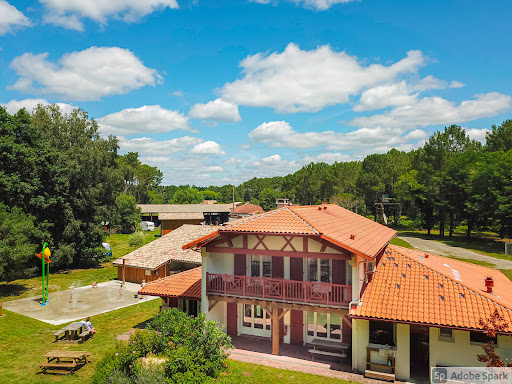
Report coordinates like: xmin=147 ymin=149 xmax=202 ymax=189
xmin=222 ymin=207 xmax=286 ymax=229
xmin=388 ymin=244 xmax=512 ymax=315
xmin=146 ymin=266 xmax=202 ymax=284
xmin=286 ymin=206 xmax=320 ymax=234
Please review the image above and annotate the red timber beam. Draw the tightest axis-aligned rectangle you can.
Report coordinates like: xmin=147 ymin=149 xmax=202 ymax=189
xmin=205 ymin=232 xmax=351 ymax=259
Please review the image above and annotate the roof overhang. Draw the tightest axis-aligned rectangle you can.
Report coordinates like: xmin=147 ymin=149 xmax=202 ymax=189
xmin=182 ymin=230 xmax=220 ymax=250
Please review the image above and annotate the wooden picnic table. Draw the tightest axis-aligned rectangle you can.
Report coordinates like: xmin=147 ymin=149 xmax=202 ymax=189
xmin=54 ymin=322 xmax=84 ymax=343
xmin=44 ymin=350 xmax=91 ymax=364
xmin=39 ymin=350 xmax=91 ymax=374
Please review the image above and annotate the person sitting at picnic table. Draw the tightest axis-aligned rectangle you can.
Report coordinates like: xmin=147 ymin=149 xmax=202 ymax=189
xmin=81 ymin=317 xmax=96 ymax=339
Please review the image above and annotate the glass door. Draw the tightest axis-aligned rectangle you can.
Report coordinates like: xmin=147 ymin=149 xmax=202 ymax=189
xmin=306 ymin=258 xmax=331 ymax=283
xmin=305 ymin=312 xmax=342 ymax=342
xmin=241 ymin=304 xmax=272 ymax=337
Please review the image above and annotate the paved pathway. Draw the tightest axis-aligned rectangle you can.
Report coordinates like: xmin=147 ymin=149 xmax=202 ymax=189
xmin=398 ymin=235 xmax=512 ymax=269
xmin=229 ymin=349 xmax=381 ymax=383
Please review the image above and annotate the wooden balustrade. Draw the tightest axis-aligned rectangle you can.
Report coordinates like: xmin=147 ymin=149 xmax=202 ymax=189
xmin=206 ymin=272 xmax=351 ymax=307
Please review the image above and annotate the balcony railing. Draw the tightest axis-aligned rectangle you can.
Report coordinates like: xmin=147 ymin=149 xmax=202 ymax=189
xmin=206 ymin=272 xmax=352 ymax=307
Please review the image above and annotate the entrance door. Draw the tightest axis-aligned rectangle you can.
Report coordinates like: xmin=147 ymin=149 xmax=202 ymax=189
xmin=305 ymin=311 xmax=342 ymax=343
xmin=240 ymin=304 xmax=272 ymax=338
xmin=410 ymin=325 xmax=430 ymax=381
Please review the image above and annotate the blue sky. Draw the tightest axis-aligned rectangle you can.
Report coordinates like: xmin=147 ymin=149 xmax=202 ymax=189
xmin=1 ymin=0 xmax=511 ymax=185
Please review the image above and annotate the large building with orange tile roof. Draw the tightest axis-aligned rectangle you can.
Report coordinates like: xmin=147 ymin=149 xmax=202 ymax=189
xmin=176 ymin=203 xmax=512 ymax=382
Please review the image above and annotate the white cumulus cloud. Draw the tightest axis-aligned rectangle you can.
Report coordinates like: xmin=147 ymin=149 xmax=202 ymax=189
xmin=221 ymin=43 xmax=425 ymax=113
xmin=9 ymin=46 xmax=161 ymax=101
xmin=0 ymin=1 xmax=31 ymax=35
xmin=350 ymin=92 xmax=512 ymax=130
xmin=2 ymin=98 xmax=75 ymax=115
xmin=118 ymin=136 xmax=202 ymax=156
xmin=97 ymin=105 xmax=190 ymax=135
xmin=189 ymin=98 xmax=241 ymax=122
xmin=190 ymin=141 xmax=227 ymax=155
xmin=354 ymin=75 xmax=466 ymax=111
xmin=40 ymin=0 xmax=178 ymax=31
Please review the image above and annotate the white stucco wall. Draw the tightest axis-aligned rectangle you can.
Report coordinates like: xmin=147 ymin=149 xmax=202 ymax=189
xmin=352 ymin=319 xmax=410 ymax=381
xmin=429 ymin=327 xmax=512 ymax=368
xmin=395 ymin=323 xmax=410 ymax=380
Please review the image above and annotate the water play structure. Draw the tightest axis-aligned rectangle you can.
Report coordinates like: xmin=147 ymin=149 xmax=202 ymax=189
xmin=35 ymin=243 xmax=51 ymax=305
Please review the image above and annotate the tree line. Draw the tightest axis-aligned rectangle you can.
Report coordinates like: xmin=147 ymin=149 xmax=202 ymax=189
xmin=151 ymin=121 xmax=512 ymax=239
xmin=0 ymin=105 xmax=161 ymax=281
xmin=1 ymin=102 xmax=511 ymax=281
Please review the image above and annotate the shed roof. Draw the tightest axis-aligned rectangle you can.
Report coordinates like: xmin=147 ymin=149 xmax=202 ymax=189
xmin=112 ymin=225 xmax=217 ymax=269
xmin=350 ymin=244 xmax=512 ymax=331
xmin=137 ymin=204 xmax=232 ymax=214
xmin=138 ymin=267 xmax=201 ymax=299
xmin=159 ymin=212 xmax=205 ymax=221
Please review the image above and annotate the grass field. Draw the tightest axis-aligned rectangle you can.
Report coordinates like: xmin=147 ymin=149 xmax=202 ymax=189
xmin=0 ymin=230 xmax=160 ymax=302
xmin=210 ymin=361 xmax=353 ymax=383
xmin=0 ymin=229 xmax=358 ymax=383
xmin=389 ymin=237 xmax=413 ymax=249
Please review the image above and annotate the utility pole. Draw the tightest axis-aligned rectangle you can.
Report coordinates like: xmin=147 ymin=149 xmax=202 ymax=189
xmin=232 ymin=185 xmax=235 ymax=217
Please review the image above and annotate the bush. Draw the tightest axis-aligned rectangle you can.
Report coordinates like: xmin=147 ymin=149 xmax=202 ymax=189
xmin=93 ymin=308 xmax=233 ymax=384
xmin=127 ymin=231 xmax=144 ymax=247
xmin=397 ymin=219 xmax=421 ymax=230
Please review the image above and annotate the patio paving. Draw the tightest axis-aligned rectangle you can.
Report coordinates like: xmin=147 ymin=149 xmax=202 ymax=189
xmin=3 ymin=280 xmax=157 ymax=325
xmin=229 ymin=335 xmax=382 ymax=383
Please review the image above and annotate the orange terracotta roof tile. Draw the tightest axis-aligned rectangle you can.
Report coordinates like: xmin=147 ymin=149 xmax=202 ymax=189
xmin=222 ymin=207 xmax=318 ymax=235
xmin=232 ymin=203 xmax=264 ymax=215
xmin=138 ymin=267 xmax=201 ymax=299
xmin=183 ymin=204 xmax=396 ymax=259
xmin=350 ymin=244 xmax=512 ymax=331
xmin=290 ymin=205 xmax=396 ymax=259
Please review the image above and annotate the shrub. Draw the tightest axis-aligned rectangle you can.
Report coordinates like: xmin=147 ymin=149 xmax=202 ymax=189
xmin=127 ymin=231 xmax=144 ymax=247
xmin=93 ymin=308 xmax=233 ymax=384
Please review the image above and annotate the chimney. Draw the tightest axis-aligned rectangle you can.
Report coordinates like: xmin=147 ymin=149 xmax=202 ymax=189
xmin=276 ymin=198 xmax=291 ymax=209
xmin=485 ymin=277 xmax=494 ymax=293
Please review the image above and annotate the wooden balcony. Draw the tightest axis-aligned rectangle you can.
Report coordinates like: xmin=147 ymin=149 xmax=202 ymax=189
xmin=206 ymin=273 xmax=352 ymax=308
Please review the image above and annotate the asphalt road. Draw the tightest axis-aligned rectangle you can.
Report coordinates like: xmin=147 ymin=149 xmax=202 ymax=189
xmin=397 ymin=235 xmax=512 ymax=269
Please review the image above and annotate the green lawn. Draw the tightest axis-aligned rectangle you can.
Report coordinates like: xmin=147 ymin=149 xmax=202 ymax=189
xmin=0 ymin=299 xmax=161 ymax=384
xmin=0 ymin=230 xmax=160 ymax=302
xmin=389 ymin=237 xmax=413 ymax=249
xmin=397 ymin=230 xmax=512 ymax=261
xmin=210 ymin=361 xmax=356 ymax=383
xmin=0 ymin=299 xmax=357 ymax=384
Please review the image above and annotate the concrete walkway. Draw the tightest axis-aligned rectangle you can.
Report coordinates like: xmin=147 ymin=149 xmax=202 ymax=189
xmin=398 ymin=235 xmax=512 ymax=269
xmin=229 ymin=335 xmax=382 ymax=384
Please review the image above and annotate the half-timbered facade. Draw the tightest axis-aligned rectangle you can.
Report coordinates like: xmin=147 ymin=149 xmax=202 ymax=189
xmin=183 ymin=204 xmax=396 ymax=355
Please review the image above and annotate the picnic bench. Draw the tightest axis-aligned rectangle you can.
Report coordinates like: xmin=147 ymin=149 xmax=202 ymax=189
xmin=308 ymin=339 xmax=349 ymax=361
xmin=54 ymin=322 xmax=89 ymax=343
xmin=39 ymin=350 xmax=91 ymax=375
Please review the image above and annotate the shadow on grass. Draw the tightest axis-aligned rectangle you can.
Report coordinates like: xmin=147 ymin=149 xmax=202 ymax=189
xmin=0 ymin=283 xmax=29 ymax=299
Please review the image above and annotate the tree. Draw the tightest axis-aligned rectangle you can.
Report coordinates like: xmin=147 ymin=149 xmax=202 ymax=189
xmin=171 ymin=187 xmax=202 ymax=204
xmin=259 ymin=188 xmax=281 ymax=211
xmin=477 ymin=309 xmax=512 ymax=367
xmin=486 ymin=119 xmax=512 ymax=152
xmin=115 ymin=194 xmax=141 ymax=234
xmin=199 ymin=190 xmax=221 ymax=201
xmin=0 ymin=204 xmax=40 ymax=281
xmin=30 ymin=105 xmax=122 ymax=267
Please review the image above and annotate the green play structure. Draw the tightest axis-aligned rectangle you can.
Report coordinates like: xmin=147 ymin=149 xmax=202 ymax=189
xmin=36 ymin=243 xmax=51 ymax=305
